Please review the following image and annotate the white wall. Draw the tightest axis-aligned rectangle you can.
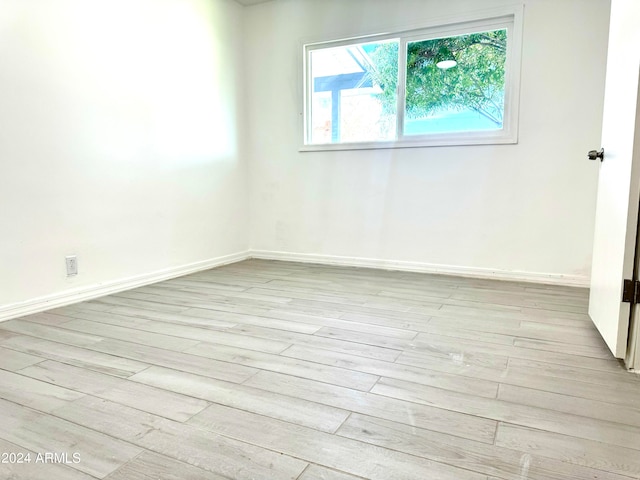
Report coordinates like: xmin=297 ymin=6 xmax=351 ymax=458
xmin=245 ymin=0 xmax=611 ymax=285
xmin=0 ymin=0 xmax=248 ymax=317
xmin=0 ymin=0 xmax=612 ymax=319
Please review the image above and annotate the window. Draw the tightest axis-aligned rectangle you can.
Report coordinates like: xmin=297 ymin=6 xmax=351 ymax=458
xmin=302 ymin=10 xmax=522 ymax=150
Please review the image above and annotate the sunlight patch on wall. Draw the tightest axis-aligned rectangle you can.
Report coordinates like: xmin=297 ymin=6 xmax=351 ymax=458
xmin=14 ymin=0 xmax=237 ymax=163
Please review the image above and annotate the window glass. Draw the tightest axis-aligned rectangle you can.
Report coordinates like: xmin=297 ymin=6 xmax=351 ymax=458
xmin=404 ymin=29 xmax=507 ymax=135
xmin=309 ymin=40 xmax=399 ymax=144
xmin=303 ymin=12 xmax=520 ymax=149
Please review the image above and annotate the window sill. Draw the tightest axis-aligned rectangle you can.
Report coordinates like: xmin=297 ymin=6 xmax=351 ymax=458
xmin=299 ymin=133 xmax=518 ymax=152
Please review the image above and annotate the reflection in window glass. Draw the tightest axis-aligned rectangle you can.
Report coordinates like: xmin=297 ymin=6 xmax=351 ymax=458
xmin=404 ymin=29 xmax=507 ymax=135
xmin=304 ymin=15 xmax=518 ymax=148
xmin=309 ymin=40 xmax=399 ymax=144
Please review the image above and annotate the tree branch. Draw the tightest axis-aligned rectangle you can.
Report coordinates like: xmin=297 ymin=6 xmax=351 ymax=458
xmin=472 ymin=106 xmax=502 ymax=126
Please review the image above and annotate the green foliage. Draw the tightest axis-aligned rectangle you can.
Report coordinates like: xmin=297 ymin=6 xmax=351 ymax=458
xmin=368 ymin=30 xmax=507 ymax=125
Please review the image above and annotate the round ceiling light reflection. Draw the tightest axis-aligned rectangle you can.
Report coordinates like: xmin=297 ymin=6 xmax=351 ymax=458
xmin=436 ymin=60 xmax=458 ymax=70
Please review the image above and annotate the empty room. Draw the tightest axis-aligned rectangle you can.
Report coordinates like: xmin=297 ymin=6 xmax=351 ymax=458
xmin=2 ymin=0 xmax=640 ymax=478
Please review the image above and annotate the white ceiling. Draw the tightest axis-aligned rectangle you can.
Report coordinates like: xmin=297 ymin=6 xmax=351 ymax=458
xmin=235 ymin=0 xmax=274 ymax=6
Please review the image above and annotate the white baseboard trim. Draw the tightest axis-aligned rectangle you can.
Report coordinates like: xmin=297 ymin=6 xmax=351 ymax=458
xmin=249 ymin=250 xmax=590 ymax=287
xmin=0 ymin=250 xmax=250 ymax=322
xmin=0 ymin=248 xmax=588 ymax=322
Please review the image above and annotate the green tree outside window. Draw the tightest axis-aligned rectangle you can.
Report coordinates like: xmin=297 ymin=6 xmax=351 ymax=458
xmin=368 ymin=29 xmax=507 ymax=129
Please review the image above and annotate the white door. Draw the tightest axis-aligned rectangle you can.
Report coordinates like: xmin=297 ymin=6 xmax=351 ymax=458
xmin=589 ymin=0 xmax=640 ymax=360
xmin=629 ymin=228 xmax=640 ymax=370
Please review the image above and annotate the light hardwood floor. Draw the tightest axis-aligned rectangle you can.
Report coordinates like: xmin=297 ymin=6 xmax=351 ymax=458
xmin=1 ymin=259 xmax=640 ymax=479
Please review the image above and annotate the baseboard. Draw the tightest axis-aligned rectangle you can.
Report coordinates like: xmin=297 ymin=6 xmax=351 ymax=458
xmin=0 ymin=248 xmax=588 ymax=322
xmin=249 ymin=250 xmax=590 ymax=287
xmin=0 ymin=250 xmax=251 ymax=322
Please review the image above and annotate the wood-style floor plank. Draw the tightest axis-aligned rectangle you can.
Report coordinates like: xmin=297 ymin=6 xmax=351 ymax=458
xmin=244 ymin=370 xmax=498 ymax=444
xmin=229 ymin=323 xmax=402 ymax=362
xmin=183 ymin=307 xmax=322 ymax=333
xmin=104 ymin=451 xmax=227 ymax=480
xmin=495 ymin=423 xmax=640 ymax=478
xmin=506 ymin=357 xmax=637 ymax=386
xmin=337 ymin=413 xmax=631 ymax=480
xmin=53 ymin=395 xmax=308 ymax=479
xmin=513 ymin=336 xmax=612 ymax=359
xmin=130 ymin=365 xmax=349 ymax=433
xmin=188 ymin=403 xmax=486 ymax=480
xmin=55 ymin=319 xmax=201 ymax=352
xmin=371 ymin=376 xmax=640 ymax=450
xmin=0 ymin=259 xmax=638 ymax=480
xmin=103 ymin=306 xmax=239 ymax=330
xmin=0 ymin=369 xmax=85 ymax=413
xmin=0 ymin=335 xmax=149 ymax=378
xmin=313 ymin=326 xmax=417 ymax=351
xmin=298 ymin=465 xmax=365 ymax=480
xmin=500 ymin=366 xmax=640 ymax=408
xmin=0 ymin=346 xmax=43 ymax=371
xmin=92 ymin=296 xmax=190 ymax=313
xmin=400 ymin=330 xmax=623 ymax=372
xmin=84 ymin=338 xmax=259 ymax=383
xmin=0 ymin=398 xmax=142 ymax=478
xmin=18 ymin=360 xmax=209 ymax=422
xmin=403 ymin=338 xmax=510 ymax=369
xmin=497 ymin=383 xmax=640 ymax=427
xmin=280 ymin=344 xmax=499 ymax=398
xmin=43 ymin=308 xmax=153 ymax=328
xmin=64 ymin=312 xmax=291 ymax=354
xmin=184 ymin=342 xmax=380 ymax=391
xmin=0 ymin=319 xmax=104 ymax=347
xmin=0 ymin=438 xmax=98 ymax=480
xmin=21 ymin=312 xmax=82 ymax=326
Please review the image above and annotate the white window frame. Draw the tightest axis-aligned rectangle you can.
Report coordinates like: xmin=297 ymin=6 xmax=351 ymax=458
xmin=300 ymin=6 xmax=523 ymax=151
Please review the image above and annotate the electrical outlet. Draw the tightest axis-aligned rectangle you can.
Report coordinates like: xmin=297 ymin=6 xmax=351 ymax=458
xmin=65 ymin=255 xmax=78 ymax=276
